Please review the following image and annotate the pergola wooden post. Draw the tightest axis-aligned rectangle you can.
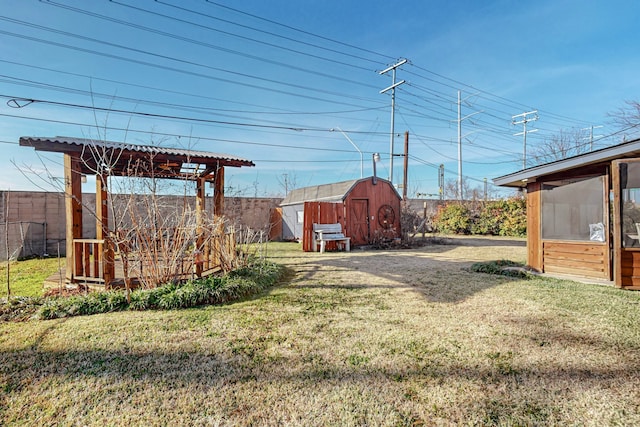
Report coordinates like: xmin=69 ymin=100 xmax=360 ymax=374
xmin=64 ymin=153 xmax=83 ymax=282
xmin=195 ymin=175 xmax=206 ymax=277
xmin=213 ymin=166 xmax=226 ymax=269
xmin=214 ymin=165 xmax=224 ymax=216
xmin=96 ymin=173 xmax=115 ymax=285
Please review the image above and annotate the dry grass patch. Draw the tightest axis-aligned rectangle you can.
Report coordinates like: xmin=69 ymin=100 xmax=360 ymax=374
xmin=2 ymin=237 xmax=640 ymax=425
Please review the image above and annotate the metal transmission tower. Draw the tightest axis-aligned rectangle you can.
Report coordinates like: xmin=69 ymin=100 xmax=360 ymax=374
xmin=512 ymin=110 xmax=538 ymax=169
xmin=379 ymin=58 xmax=407 ymax=184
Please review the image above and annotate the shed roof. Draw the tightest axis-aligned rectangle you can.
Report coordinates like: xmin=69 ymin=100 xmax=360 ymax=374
xmin=281 ymin=177 xmax=396 ymax=206
xmin=20 ymin=136 xmax=254 ymax=180
xmin=493 ymin=137 xmax=640 ymax=188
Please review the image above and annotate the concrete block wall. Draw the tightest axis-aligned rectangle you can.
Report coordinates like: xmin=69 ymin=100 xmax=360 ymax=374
xmin=0 ymin=191 xmax=283 ymax=258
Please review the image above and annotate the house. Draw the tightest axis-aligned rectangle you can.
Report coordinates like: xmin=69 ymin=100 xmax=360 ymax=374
xmin=493 ymin=137 xmax=640 ymax=289
xmin=280 ymin=176 xmax=401 ymax=251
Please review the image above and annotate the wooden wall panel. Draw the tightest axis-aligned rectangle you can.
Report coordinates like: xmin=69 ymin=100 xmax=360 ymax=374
xmin=620 ymin=250 xmax=640 ymax=289
xmin=542 ymin=241 xmax=608 ymax=279
xmin=268 ymin=207 xmax=282 ymax=241
xmin=302 ymin=202 xmax=344 ymax=252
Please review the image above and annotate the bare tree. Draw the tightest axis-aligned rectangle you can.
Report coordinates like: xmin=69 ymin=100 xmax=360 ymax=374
xmin=611 ymin=100 xmax=640 ymax=128
xmin=529 ymin=128 xmax=590 ymax=166
xmin=276 ymin=172 xmax=298 ymax=196
xmin=610 ymin=100 xmax=640 ymax=140
xmin=443 ymin=177 xmax=483 ymax=201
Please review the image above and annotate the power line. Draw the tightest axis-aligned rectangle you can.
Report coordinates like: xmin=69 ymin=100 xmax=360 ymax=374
xmin=201 ymin=0 xmax=394 ymax=63
xmin=0 ymin=112 xmax=384 ymax=154
xmin=42 ymin=1 xmax=381 ymax=89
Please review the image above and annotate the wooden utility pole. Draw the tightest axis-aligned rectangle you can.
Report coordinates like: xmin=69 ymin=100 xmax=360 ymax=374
xmin=5 ymin=190 xmax=10 ymax=299
xmin=402 ymin=131 xmax=409 ymax=203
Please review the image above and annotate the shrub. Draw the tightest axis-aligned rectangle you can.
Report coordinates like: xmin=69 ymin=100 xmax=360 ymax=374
xmin=433 ymin=203 xmax=471 ymax=234
xmin=0 ymin=296 xmax=42 ymax=321
xmin=30 ymin=260 xmax=284 ymax=320
xmin=471 ymin=197 xmax=526 ymax=237
xmin=470 ymin=260 xmax=529 ymax=278
xmin=498 ymin=197 xmax=527 ymax=237
xmin=38 ymin=290 xmax=129 ymax=319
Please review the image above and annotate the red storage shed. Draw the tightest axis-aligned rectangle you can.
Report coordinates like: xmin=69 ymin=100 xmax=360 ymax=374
xmin=280 ymin=177 xmax=402 ymax=251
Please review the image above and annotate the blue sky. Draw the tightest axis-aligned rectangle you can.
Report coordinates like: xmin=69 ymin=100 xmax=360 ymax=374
xmin=1 ymin=0 xmax=639 ymax=198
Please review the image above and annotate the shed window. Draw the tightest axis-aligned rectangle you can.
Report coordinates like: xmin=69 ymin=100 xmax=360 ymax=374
xmin=541 ymin=175 xmax=604 ymax=241
xmin=620 ymin=162 xmax=640 ymax=247
xmin=296 ymin=210 xmax=304 ymax=224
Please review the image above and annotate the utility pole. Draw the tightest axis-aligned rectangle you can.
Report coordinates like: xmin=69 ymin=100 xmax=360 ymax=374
xmin=402 ymin=131 xmax=409 ymax=203
xmin=512 ymin=110 xmax=538 ymax=169
xmin=438 ymin=164 xmax=444 ymax=200
xmin=456 ymin=90 xmax=482 ymax=200
xmin=582 ymin=125 xmax=603 ymax=151
xmin=483 ymin=178 xmax=488 ymax=202
xmin=380 ymin=58 xmax=407 ymax=184
xmin=458 ymin=91 xmax=461 ymax=199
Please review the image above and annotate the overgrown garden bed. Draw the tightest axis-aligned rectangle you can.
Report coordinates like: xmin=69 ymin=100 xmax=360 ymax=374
xmin=0 ymin=260 xmax=284 ymax=321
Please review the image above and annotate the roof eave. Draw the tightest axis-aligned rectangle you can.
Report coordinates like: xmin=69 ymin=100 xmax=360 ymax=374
xmin=493 ymin=138 xmax=640 ymax=187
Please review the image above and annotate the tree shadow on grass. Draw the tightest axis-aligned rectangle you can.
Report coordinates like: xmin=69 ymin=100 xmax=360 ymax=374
xmin=1 ymin=313 xmax=638 ymax=425
xmin=277 ymin=244 xmax=522 ymax=304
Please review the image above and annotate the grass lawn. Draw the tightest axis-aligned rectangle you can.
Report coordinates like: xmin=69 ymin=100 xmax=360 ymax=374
xmin=2 ymin=238 xmax=640 ymax=425
xmin=0 ymin=257 xmax=61 ymax=298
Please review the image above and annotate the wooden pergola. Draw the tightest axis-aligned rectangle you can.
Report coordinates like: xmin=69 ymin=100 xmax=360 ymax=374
xmin=19 ymin=136 xmax=255 ymax=287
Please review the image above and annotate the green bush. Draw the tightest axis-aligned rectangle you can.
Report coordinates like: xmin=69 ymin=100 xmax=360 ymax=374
xmin=472 ymin=198 xmax=526 ymax=237
xmin=38 ymin=290 xmax=129 ymax=319
xmin=433 ymin=203 xmax=471 ymax=234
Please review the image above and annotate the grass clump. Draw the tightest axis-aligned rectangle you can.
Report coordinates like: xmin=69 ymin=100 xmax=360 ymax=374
xmin=0 ymin=296 xmax=43 ymax=321
xmin=2 ymin=260 xmax=283 ymax=321
xmin=470 ymin=259 xmax=530 ymax=278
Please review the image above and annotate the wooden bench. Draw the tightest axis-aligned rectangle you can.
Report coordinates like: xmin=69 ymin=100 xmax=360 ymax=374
xmin=312 ymin=223 xmax=351 ymax=253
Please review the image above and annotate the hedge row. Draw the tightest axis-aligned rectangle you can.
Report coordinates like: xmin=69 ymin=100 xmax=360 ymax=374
xmin=433 ymin=197 xmax=526 ymax=237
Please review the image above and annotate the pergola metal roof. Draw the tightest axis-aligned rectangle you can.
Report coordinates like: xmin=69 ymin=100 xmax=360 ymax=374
xmin=19 ymin=136 xmax=254 ymax=180
xmin=493 ymin=137 xmax=640 ymax=188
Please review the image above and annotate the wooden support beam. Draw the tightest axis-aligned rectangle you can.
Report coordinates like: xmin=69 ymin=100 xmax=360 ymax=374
xmin=526 ymin=182 xmax=542 ymax=272
xmin=64 ymin=153 xmax=83 ymax=282
xmin=195 ymin=176 xmax=206 ymax=277
xmin=96 ymin=174 xmax=114 ymax=286
xmin=612 ymin=160 xmax=622 ymax=287
xmin=214 ymin=166 xmax=225 ymax=217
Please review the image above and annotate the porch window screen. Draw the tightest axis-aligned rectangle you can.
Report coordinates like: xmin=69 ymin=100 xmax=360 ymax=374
xmin=619 ymin=162 xmax=640 ymax=248
xmin=541 ymin=175 xmax=604 ymax=241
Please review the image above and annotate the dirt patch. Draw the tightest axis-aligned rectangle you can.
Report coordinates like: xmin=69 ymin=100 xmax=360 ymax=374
xmin=43 ymin=283 xmax=92 ymax=297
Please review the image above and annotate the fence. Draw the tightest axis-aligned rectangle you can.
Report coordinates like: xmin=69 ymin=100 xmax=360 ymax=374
xmin=0 ymin=221 xmax=47 ymax=261
xmin=0 ymin=191 xmax=283 ymax=257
